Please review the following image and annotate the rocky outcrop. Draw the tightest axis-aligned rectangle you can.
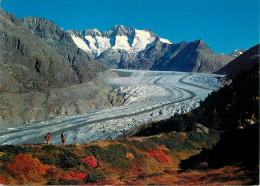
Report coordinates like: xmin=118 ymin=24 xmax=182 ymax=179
xmin=0 ymin=8 xmax=116 ymax=129
xmin=195 ymin=124 xmax=209 ymax=134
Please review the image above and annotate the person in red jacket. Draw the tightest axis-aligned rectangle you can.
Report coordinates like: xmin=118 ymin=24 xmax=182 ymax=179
xmin=61 ymin=131 xmax=65 ymax=145
xmin=45 ymin=133 xmax=50 ymax=145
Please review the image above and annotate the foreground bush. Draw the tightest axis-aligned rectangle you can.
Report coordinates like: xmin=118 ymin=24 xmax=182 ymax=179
xmin=82 ymin=156 xmax=98 ymax=168
xmin=147 ymin=149 xmax=172 ymax=164
xmin=7 ymin=154 xmax=48 ymax=183
xmin=85 ymin=169 xmax=106 ymax=183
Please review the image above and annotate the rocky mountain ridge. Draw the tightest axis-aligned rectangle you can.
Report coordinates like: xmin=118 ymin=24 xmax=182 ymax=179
xmin=68 ymin=26 xmax=235 ymax=73
xmin=0 ymin=8 xmax=118 ymax=129
xmin=216 ymin=44 xmax=259 ymax=78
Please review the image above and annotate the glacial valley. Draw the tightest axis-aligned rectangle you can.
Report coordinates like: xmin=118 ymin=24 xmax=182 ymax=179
xmin=0 ymin=70 xmax=223 ymax=145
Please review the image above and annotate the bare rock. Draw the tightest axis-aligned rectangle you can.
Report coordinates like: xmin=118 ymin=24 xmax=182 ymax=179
xmin=196 ymin=123 xmax=209 ymax=134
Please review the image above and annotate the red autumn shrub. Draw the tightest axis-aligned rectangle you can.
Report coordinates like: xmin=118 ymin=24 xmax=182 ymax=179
xmin=147 ymin=149 xmax=172 ymax=164
xmin=7 ymin=154 xmax=48 ymax=183
xmin=126 ymin=181 xmax=142 ymax=185
xmin=131 ymin=164 xmax=144 ymax=175
xmin=0 ymin=176 xmax=5 ymax=184
xmin=61 ymin=173 xmax=87 ymax=180
xmin=47 ymin=168 xmax=58 ymax=175
xmin=82 ymin=156 xmax=98 ymax=168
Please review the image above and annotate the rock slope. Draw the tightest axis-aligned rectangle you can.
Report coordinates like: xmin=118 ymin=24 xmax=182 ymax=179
xmin=215 ymin=44 xmax=259 ymax=78
xmin=0 ymin=8 xmax=116 ymax=129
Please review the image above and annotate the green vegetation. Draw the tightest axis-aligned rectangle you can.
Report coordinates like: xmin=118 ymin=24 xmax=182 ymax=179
xmin=88 ymin=144 xmax=134 ymax=169
xmin=85 ymin=169 xmax=106 ymax=183
xmin=0 ymin=145 xmax=31 ymax=155
xmin=0 ymin=128 xmax=255 ymax=185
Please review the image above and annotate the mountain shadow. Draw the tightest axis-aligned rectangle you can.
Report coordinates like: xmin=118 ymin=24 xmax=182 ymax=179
xmin=179 ymin=124 xmax=259 ymax=184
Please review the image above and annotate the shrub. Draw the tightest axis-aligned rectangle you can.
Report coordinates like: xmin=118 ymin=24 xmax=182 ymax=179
xmin=125 ymin=152 xmax=134 ymax=160
xmin=187 ymin=131 xmax=217 ymax=148
xmin=89 ymin=144 xmax=131 ymax=169
xmin=46 ymin=179 xmax=58 ymax=185
xmin=150 ymin=137 xmax=175 ymax=150
xmin=39 ymin=154 xmax=56 ymax=165
xmin=46 ymin=168 xmax=58 ymax=175
xmin=58 ymin=178 xmax=81 ymax=185
xmin=7 ymin=154 xmax=48 ymax=183
xmin=132 ymin=140 xmax=156 ymax=151
xmin=147 ymin=149 xmax=172 ymax=164
xmin=82 ymin=156 xmax=98 ymax=168
xmin=84 ymin=147 xmax=94 ymax=156
xmin=61 ymin=173 xmax=87 ymax=180
xmin=182 ymin=140 xmax=197 ymax=151
xmin=187 ymin=132 xmax=203 ymax=142
xmin=119 ymin=138 xmax=133 ymax=146
xmin=0 ymin=176 xmax=5 ymax=185
xmin=0 ymin=145 xmax=31 ymax=155
xmin=85 ymin=169 xmax=106 ymax=183
xmin=151 ymin=136 xmax=191 ymax=152
xmin=58 ymin=153 xmax=81 ymax=169
xmin=38 ymin=146 xmax=82 ymax=169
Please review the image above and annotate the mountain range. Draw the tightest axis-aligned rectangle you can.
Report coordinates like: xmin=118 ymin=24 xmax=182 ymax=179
xmin=0 ymin=8 xmax=117 ymax=129
xmin=68 ymin=26 xmax=238 ymax=73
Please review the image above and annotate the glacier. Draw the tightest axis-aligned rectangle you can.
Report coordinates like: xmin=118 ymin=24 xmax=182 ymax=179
xmin=0 ymin=70 xmax=224 ymax=145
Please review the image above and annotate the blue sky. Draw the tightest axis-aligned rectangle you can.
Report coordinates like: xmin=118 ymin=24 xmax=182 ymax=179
xmin=1 ymin=0 xmax=259 ymax=53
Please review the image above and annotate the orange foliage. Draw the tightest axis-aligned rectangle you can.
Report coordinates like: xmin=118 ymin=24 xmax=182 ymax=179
xmin=7 ymin=154 xmax=48 ymax=183
xmin=46 ymin=168 xmax=58 ymax=175
xmin=131 ymin=164 xmax=144 ymax=175
xmin=147 ymin=149 xmax=172 ymax=164
xmin=61 ymin=173 xmax=87 ymax=180
xmin=0 ymin=176 xmax=6 ymax=185
xmin=82 ymin=156 xmax=98 ymax=168
xmin=95 ymin=179 xmax=114 ymax=185
xmin=126 ymin=181 xmax=142 ymax=185
xmin=126 ymin=152 xmax=134 ymax=160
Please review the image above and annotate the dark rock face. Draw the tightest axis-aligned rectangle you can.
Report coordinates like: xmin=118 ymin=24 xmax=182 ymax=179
xmin=133 ymin=40 xmax=235 ymax=73
xmin=215 ymin=44 xmax=259 ymax=78
xmin=68 ymin=26 xmax=235 ymax=73
xmin=0 ymin=8 xmax=115 ymax=129
xmin=20 ymin=17 xmax=108 ymax=73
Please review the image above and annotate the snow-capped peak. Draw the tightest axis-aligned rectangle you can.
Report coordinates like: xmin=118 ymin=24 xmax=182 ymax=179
xmin=159 ymin=38 xmax=172 ymax=44
xmin=231 ymin=48 xmax=244 ymax=57
xmin=68 ymin=25 xmax=177 ymax=58
xmin=68 ymin=26 xmax=163 ymax=57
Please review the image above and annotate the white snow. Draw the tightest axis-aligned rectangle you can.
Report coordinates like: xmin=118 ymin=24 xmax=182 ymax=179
xmin=131 ymin=29 xmax=156 ymax=52
xmin=95 ymin=36 xmax=111 ymax=55
xmin=159 ymin=38 xmax=172 ymax=44
xmin=71 ymin=34 xmax=91 ymax=53
xmin=0 ymin=70 xmax=224 ymax=145
xmin=112 ymin=35 xmax=131 ymax=51
xmin=84 ymin=36 xmax=111 ymax=56
xmin=85 ymin=35 xmax=98 ymax=51
xmin=69 ymin=28 xmax=165 ymax=57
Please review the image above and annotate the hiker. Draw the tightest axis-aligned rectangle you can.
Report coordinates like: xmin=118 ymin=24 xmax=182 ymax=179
xmin=61 ymin=131 xmax=65 ymax=145
xmin=45 ymin=133 xmax=50 ymax=145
